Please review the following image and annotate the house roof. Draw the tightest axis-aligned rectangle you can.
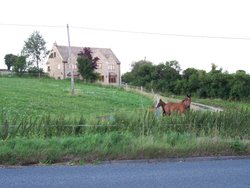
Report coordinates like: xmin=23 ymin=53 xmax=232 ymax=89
xmin=55 ymin=45 xmax=121 ymax=64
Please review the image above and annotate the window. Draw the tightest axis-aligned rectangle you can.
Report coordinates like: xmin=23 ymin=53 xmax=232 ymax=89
xmin=47 ymin=66 xmax=51 ymax=72
xmin=58 ymin=64 xmax=61 ymax=70
xmin=108 ymin=64 xmax=115 ymax=70
xmin=49 ymin=52 xmax=56 ymax=58
xmin=99 ymin=75 xmax=104 ymax=82
xmin=109 ymin=75 xmax=117 ymax=83
xmin=68 ymin=64 xmax=76 ymax=69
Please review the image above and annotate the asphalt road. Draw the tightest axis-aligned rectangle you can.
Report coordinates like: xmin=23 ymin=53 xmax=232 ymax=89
xmin=0 ymin=158 xmax=250 ymax=188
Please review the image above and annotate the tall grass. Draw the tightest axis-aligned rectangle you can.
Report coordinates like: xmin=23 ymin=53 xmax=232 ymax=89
xmin=1 ymin=108 xmax=249 ymax=140
xmin=1 ymin=108 xmax=249 ymax=165
xmin=0 ymin=131 xmax=248 ymax=165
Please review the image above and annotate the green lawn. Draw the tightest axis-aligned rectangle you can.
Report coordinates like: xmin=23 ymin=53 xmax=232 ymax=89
xmin=0 ymin=77 xmax=152 ymax=121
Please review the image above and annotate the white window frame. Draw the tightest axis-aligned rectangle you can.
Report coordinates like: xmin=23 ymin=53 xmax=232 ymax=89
xmin=108 ymin=64 xmax=115 ymax=70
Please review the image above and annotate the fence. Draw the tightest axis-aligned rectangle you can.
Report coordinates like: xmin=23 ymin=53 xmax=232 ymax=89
xmin=120 ymin=83 xmax=160 ymax=106
xmin=0 ymin=71 xmax=49 ymax=78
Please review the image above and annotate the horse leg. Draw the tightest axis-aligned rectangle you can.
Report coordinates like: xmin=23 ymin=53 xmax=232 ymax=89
xmin=166 ymin=110 xmax=171 ymax=116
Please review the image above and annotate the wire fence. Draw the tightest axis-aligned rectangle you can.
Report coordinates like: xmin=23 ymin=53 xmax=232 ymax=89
xmin=121 ymin=83 xmax=159 ymax=99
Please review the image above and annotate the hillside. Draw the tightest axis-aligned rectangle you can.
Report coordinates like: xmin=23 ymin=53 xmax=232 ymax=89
xmin=0 ymin=77 xmax=153 ymax=121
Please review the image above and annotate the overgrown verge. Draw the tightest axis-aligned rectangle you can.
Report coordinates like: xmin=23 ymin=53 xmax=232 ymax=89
xmin=0 ymin=109 xmax=249 ymax=165
xmin=0 ymin=133 xmax=248 ymax=166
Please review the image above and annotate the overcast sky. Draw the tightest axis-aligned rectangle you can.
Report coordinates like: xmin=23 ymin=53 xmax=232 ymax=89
xmin=0 ymin=0 xmax=250 ymax=74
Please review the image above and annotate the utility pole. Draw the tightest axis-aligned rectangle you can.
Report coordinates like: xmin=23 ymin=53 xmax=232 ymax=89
xmin=67 ymin=24 xmax=74 ymax=96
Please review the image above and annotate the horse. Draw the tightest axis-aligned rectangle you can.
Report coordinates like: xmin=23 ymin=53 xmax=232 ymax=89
xmin=156 ymin=95 xmax=191 ymax=116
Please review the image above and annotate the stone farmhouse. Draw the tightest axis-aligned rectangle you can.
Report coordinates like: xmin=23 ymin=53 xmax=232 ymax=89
xmin=46 ymin=43 xmax=121 ymax=85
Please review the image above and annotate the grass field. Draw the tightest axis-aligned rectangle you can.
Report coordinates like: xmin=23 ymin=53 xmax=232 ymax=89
xmin=191 ymin=97 xmax=250 ymax=111
xmin=0 ymin=77 xmax=249 ymax=165
xmin=0 ymin=77 xmax=152 ymax=121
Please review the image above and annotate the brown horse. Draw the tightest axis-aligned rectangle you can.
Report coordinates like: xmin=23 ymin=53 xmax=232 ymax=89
xmin=156 ymin=95 xmax=191 ymax=116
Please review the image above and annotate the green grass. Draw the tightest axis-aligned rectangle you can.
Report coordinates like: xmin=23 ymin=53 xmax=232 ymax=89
xmin=0 ymin=77 xmax=152 ymax=121
xmin=191 ymin=97 xmax=250 ymax=110
xmin=0 ymin=132 xmax=248 ymax=165
xmin=0 ymin=77 xmax=249 ymax=165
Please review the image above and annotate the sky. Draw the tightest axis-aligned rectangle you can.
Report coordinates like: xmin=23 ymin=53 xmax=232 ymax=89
xmin=0 ymin=0 xmax=250 ymax=75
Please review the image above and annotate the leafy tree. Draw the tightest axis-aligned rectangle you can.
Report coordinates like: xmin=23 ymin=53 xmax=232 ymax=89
xmin=123 ymin=60 xmax=154 ymax=87
xmin=236 ymin=70 xmax=246 ymax=75
xmin=133 ymin=61 xmax=154 ymax=86
xmin=229 ymin=70 xmax=250 ymax=100
xmin=122 ymin=60 xmax=250 ymax=100
xmin=173 ymin=79 xmax=185 ymax=94
xmin=22 ymin=31 xmax=48 ymax=68
xmin=121 ymin=72 xmax=134 ymax=84
xmin=205 ymin=64 xmax=231 ymax=99
xmin=152 ymin=61 xmax=181 ymax=92
xmin=196 ymin=70 xmax=209 ymax=98
xmin=182 ymin=68 xmax=199 ymax=80
xmin=187 ymin=74 xmax=200 ymax=93
xmin=4 ymin=54 xmax=17 ymax=70
xmin=13 ymin=56 xmax=27 ymax=75
xmin=77 ymin=47 xmax=100 ymax=82
xmin=166 ymin=60 xmax=181 ymax=72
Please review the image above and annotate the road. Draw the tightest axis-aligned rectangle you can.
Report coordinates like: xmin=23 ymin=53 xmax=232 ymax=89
xmin=0 ymin=158 xmax=249 ymax=188
xmin=190 ymin=102 xmax=223 ymax=112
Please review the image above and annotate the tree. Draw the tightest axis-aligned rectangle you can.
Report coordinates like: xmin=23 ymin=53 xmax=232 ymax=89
xmin=13 ymin=56 xmax=27 ymax=75
xmin=121 ymin=60 xmax=155 ymax=88
xmin=182 ymin=68 xmax=200 ymax=94
xmin=22 ymin=31 xmax=48 ymax=68
xmin=182 ymin=68 xmax=199 ymax=80
xmin=77 ymin=47 xmax=100 ymax=82
xmin=130 ymin=60 xmax=154 ymax=87
xmin=229 ymin=70 xmax=250 ymax=100
xmin=122 ymin=59 xmax=250 ymax=100
xmin=121 ymin=72 xmax=134 ymax=84
xmin=152 ymin=61 xmax=181 ymax=92
xmin=4 ymin=54 xmax=17 ymax=70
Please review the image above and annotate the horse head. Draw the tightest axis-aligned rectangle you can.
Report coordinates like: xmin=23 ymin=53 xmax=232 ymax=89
xmin=156 ymin=98 xmax=165 ymax=108
xmin=183 ymin=94 xmax=191 ymax=109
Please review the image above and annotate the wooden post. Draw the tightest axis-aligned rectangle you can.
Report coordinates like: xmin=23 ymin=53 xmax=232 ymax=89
xmin=67 ymin=24 xmax=74 ymax=96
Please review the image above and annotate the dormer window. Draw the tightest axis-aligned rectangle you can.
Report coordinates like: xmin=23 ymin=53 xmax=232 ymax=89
xmin=49 ymin=53 xmax=53 ymax=58
xmin=49 ymin=52 xmax=56 ymax=58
